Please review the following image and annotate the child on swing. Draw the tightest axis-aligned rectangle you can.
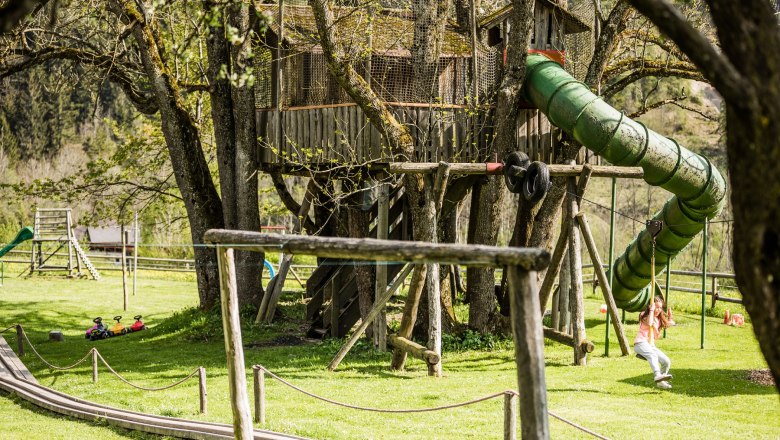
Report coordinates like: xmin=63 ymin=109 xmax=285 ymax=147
xmin=634 ymin=294 xmax=673 ymax=389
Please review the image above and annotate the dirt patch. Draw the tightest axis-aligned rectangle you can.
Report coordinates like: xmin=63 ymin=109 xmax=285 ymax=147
xmin=245 ymin=334 xmax=311 ymax=348
xmin=746 ymin=369 xmax=776 ymax=387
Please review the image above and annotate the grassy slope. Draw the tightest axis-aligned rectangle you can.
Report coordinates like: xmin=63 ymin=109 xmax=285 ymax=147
xmin=0 ymin=273 xmax=777 ymax=440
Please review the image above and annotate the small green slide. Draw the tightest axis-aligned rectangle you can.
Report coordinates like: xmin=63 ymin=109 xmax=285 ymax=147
xmin=0 ymin=227 xmax=34 ymax=259
xmin=524 ymin=54 xmax=727 ymax=312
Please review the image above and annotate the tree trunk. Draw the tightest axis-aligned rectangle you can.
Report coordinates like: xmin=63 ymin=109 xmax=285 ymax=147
xmin=228 ymin=3 xmax=262 ymax=307
xmin=414 ymin=177 xmax=470 ymax=339
xmin=205 ymin=1 xmax=263 ymax=308
xmin=204 ymin=1 xmax=263 ymax=306
xmin=346 ymin=185 xmax=375 ymax=338
xmin=466 ymin=176 xmax=504 ymax=332
xmin=467 ymin=0 xmax=535 ymax=333
xmin=117 ymin=1 xmax=224 ymax=309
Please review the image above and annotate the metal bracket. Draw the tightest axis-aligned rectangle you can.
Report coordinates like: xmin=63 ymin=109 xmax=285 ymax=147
xmin=646 ymin=220 xmax=663 ymax=240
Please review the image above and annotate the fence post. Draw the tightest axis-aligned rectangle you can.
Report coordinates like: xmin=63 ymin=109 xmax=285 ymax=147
xmin=664 ymin=258 xmax=671 ymax=338
xmin=92 ymin=349 xmax=98 ymax=383
xmin=711 ymin=276 xmax=718 ymax=309
xmin=507 ymin=266 xmax=549 ymax=439
xmin=701 ymin=219 xmax=708 ymax=349
xmin=606 ymin=177 xmax=617 ymax=356
xmin=15 ymin=325 xmax=23 ymax=357
xmin=198 ymin=367 xmax=207 ymax=415
xmin=503 ymin=391 xmax=517 ymax=440
xmin=216 ymin=246 xmax=253 ymax=440
xmin=253 ymin=365 xmax=265 ymax=424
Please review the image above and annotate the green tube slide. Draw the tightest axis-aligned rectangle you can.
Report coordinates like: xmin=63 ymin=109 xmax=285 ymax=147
xmin=523 ymin=54 xmax=727 ymax=311
xmin=0 ymin=227 xmax=34 ymax=259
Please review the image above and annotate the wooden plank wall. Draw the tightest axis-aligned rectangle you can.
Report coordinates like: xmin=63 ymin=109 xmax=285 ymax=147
xmin=257 ymin=104 xmax=499 ymax=165
xmin=257 ymin=107 xmax=570 ymax=166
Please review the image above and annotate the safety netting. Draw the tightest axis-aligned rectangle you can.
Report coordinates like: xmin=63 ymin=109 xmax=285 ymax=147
xmin=253 ymin=0 xmax=498 ymax=108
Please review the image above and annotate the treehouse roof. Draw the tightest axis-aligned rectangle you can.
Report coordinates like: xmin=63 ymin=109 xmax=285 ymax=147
xmin=479 ymin=1 xmax=590 ymax=34
xmin=256 ymin=4 xmax=474 ymax=57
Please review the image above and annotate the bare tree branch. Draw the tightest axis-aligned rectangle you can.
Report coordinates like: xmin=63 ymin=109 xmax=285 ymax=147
xmin=269 ymin=171 xmax=317 ymax=234
xmin=626 ymin=94 xmax=686 ymax=118
xmin=628 ymin=0 xmax=751 ymax=107
xmin=602 ymin=66 xmax=705 ymax=99
xmin=585 ymin=0 xmax=633 ymax=89
xmin=0 ymin=46 xmax=158 ymax=113
xmin=603 ymin=59 xmax=699 ymax=83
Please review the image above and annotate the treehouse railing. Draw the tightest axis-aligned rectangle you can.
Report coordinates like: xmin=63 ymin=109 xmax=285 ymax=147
xmin=255 ymin=103 xmax=598 ymax=166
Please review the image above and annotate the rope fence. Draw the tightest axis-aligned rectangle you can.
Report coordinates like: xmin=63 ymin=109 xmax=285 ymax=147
xmin=252 ymin=365 xmax=610 ymax=440
xmin=6 ymin=324 xmax=208 ymax=414
xmin=7 ymin=324 xmax=612 ymax=438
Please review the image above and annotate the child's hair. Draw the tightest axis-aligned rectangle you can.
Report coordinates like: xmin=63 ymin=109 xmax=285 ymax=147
xmin=639 ymin=295 xmax=669 ymax=329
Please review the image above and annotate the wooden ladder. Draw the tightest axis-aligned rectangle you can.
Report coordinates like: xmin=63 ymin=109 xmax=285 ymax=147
xmin=70 ymin=237 xmax=100 ymax=280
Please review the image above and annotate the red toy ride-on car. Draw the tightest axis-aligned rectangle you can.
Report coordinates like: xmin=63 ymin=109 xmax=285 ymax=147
xmin=131 ymin=315 xmax=146 ymax=332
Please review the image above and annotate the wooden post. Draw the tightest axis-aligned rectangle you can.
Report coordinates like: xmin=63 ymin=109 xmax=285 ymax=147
xmin=257 ymin=180 xmax=315 ymax=323
xmin=15 ymin=325 xmax=23 ymax=357
xmin=329 ymin=264 xmax=412 ymax=371
xmin=470 ymin=0 xmax=479 ymax=105
xmin=198 ymin=367 xmax=207 ymax=415
xmin=711 ymin=276 xmax=718 ymax=309
xmin=427 ymin=163 xmax=449 ymax=378
xmin=558 ymin=250 xmax=571 ymax=334
xmin=66 ymin=210 xmax=74 ymax=277
xmin=701 ymin=219 xmax=708 ymax=349
xmin=567 ymin=177 xmax=586 ymax=366
xmin=92 ymin=349 xmax=98 ymax=383
xmin=427 ymin=259 xmax=442 ymax=377
xmin=330 ymin=278 xmax=340 ymax=338
xmin=503 ymin=391 xmax=517 ymax=440
xmin=121 ymin=225 xmax=128 ymax=311
xmin=133 ymin=211 xmax=139 ymax=297
xmin=390 ymin=264 xmax=427 ymax=370
xmin=575 ymin=212 xmax=630 ymax=356
xmin=507 ymin=267 xmax=549 ymax=439
xmin=253 ymin=365 xmax=265 ymax=424
xmin=216 ymin=246 xmax=253 ymax=440
xmin=550 ymin=285 xmax=560 ymax=330
xmin=542 ymin=326 xmax=594 ymax=352
xmin=275 ymin=0 xmax=285 ymax=153
xmin=388 ymin=335 xmax=440 ymax=365
xmin=538 ymin=217 xmax=569 ymax=313
xmin=374 ymin=182 xmax=389 ymax=351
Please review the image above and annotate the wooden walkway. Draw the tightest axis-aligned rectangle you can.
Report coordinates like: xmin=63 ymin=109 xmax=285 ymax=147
xmin=0 ymin=336 xmax=305 ymax=440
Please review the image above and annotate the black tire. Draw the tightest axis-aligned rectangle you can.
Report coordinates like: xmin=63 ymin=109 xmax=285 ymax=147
xmin=503 ymin=151 xmax=530 ymax=194
xmin=523 ymin=161 xmax=551 ymax=203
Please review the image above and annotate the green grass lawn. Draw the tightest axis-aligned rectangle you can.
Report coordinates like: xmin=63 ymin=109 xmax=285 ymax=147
xmin=0 ymin=272 xmax=777 ymax=439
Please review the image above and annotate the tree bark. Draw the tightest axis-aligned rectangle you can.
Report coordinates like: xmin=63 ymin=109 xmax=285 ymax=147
xmin=228 ymin=3 xmax=262 ymax=307
xmin=584 ymin=0 xmax=634 ymax=90
xmin=205 ymin=0 xmax=263 ymax=308
xmin=116 ymin=1 xmax=224 ymax=309
xmin=467 ymin=0 xmax=535 ymax=333
xmin=346 ymin=185 xmax=375 ymax=338
xmin=628 ymin=0 xmax=780 ymax=389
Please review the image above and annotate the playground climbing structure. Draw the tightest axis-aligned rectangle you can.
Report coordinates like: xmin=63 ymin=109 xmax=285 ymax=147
xmin=29 ymin=208 xmax=100 ymax=280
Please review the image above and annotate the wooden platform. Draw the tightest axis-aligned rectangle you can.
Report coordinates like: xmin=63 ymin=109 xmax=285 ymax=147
xmin=0 ymin=336 xmax=304 ymax=439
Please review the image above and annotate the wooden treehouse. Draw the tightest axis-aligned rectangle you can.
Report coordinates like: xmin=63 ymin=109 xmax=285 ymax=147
xmin=252 ymin=0 xmax=591 ymax=338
